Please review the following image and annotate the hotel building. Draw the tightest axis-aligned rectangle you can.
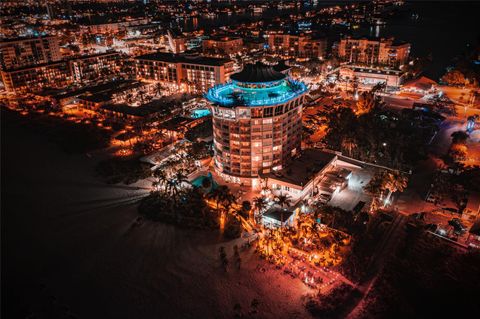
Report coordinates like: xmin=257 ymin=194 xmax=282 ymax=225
xmin=1 ymin=61 xmax=71 ymax=94
xmin=135 ymin=52 xmax=234 ymax=93
xmin=206 ymin=62 xmax=308 ymax=186
xmin=0 ymin=36 xmax=62 ymax=70
xmin=70 ymin=51 xmax=122 ymax=83
xmin=267 ymin=32 xmax=327 ymax=59
xmin=202 ymin=36 xmax=244 ymax=56
xmin=338 ymin=36 xmax=410 ymax=68
xmin=1 ymin=52 xmax=124 ymax=93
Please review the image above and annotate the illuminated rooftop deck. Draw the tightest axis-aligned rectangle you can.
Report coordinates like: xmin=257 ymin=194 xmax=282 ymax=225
xmin=206 ymin=79 xmax=307 ymax=107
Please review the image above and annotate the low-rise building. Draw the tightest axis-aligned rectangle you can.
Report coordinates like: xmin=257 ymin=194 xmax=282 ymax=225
xmin=262 ymin=207 xmax=295 ymax=228
xmin=264 ymin=149 xmax=339 ymax=203
xmin=339 ymin=65 xmax=406 ymax=88
xmin=76 ymin=80 xmax=151 ymax=110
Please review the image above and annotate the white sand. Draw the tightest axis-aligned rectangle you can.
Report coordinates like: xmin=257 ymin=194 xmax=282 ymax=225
xmin=3 ymin=122 xmax=314 ymax=319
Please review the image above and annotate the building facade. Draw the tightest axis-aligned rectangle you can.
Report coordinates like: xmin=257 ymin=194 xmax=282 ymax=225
xmin=80 ymin=18 xmax=150 ymax=34
xmin=70 ymin=51 xmax=122 ymax=83
xmin=1 ymin=51 xmax=124 ymax=93
xmin=135 ymin=52 xmax=233 ymax=93
xmin=0 ymin=36 xmax=62 ymax=70
xmin=339 ymin=65 xmax=406 ymax=89
xmin=267 ymin=32 xmax=327 ymax=59
xmin=1 ymin=61 xmax=71 ymax=94
xmin=202 ymin=36 xmax=244 ymax=56
xmin=338 ymin=36 xmax=410 ymax=68
xmin=206 ymin=62 xmax=307 ymax=186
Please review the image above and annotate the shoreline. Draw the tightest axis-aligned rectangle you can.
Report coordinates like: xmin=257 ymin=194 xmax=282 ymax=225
xmin=2 ymin=113 xmax=314 ymax=319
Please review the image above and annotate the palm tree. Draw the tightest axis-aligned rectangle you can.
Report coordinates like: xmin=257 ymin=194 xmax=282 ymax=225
xmin=275 ymin=193 xmax=292 ymax=209
xmin=154 ymin=82 xmax=163 ymax=97
xmin=371 ymin=82 xmax=387 ymax=94
xmin=239 ymin=200 xmax=252 ymax=220
xmin=366 ymin=170 xmax=408 ymax=208
xmin=382 ymin=171 xmax=408 ymax=206
xmin=208 ymin=185 xmax=236 ymax=214
xmin=364 ymin=172 xmax=385 ymax=212
xmin=341 ymin=137 xmax=357 ymax=157
xmin=253 ymin=196 xmax=268 ymax=213
xmin=152 ymin=168 xmax=168 ymax=192
xmin=173 ymin=169 xmax=189 ymax=187
xmin=355 ymin=91 xmax=376 ymax=115
xmin=166 ymin=178 xmax=180 ymax=198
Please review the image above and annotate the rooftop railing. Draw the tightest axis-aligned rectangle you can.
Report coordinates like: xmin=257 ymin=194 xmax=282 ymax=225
xmin=205 ymin=80 xmax=307 ymax=107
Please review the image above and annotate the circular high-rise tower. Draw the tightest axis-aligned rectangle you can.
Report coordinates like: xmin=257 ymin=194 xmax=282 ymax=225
xmin=206 ymin=62 xmax=307 ymax=186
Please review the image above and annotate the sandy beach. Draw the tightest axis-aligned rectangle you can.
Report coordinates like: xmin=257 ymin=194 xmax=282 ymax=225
xmin=2 ymin=115 xmax=314 ymax=319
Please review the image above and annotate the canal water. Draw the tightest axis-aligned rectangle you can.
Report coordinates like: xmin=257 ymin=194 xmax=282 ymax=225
xmin=178 ymin=1 xmax=479 ymax=80
xmin=352 ymin=1 xmax=480 ymax=79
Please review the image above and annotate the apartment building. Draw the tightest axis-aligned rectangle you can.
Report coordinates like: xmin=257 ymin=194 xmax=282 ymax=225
xmin=1 ymin=61 xmax=71 ymax=94
xmin=70 ymin=51 xmax=122 ymax=83
xmin=267 ymin=32 xmax=327 ymax=59
xmin=1 ymin=51 xmax=123 ymax=93
xmin=202 ymin=36 xmax=244 ymax=56
xmin=0 ymin=36 xmax=62 ymax=70
xmin=338 ymin=36 xmax=410 ymax=68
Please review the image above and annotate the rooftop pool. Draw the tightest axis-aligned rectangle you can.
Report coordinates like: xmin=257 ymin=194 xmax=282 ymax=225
xmin=190 ymin=108 xmax=211 ymax=119
xmin=206 ymin=79 xmax=307 ymax=107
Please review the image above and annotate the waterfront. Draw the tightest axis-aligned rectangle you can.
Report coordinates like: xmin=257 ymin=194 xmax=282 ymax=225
xmin=354 ymin=1 xmax=480 ymax=79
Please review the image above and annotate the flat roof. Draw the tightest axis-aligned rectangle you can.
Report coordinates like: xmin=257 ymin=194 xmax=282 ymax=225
xmin=263 ymin=208 xmax=293 ymax=223
xmin=345 ymin=66 xmax=403 ymax=75
xmin=2 ymin=60 xmax=67 ymax=72
xmin=2 ymin=51 xmax=121 ymax=72
xmin=69 ymin=51 xmax=121 ymax=61
xmin=77 ymin=80 xmax=145 ymax=103
xmin=265 ymin=149 xmax=337 ymax=187
xmin=0 ymin=35 xmax=55 ymax=43
xmin=52 ymin=80 xmax=138 ymax=99
xmin=135 ymin=52 xmax=231 ymax=66
xmin=101 ymin=103 xmax=166 ymax=117
xmin=206 ymin=35 xmax=242 ymax=42
xmin=160 ymin=116 xmax=195 ymax=130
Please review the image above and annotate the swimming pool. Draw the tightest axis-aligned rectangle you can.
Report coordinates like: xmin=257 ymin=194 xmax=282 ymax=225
xmin=191 ymin=172 xmax=218 ymax=192
xmin=190 ymin=108 xmax=211 ymax=119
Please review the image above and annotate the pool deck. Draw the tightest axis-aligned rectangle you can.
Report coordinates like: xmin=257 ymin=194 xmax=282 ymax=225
xmin=206 ymin=80 xmax=307 ymax=107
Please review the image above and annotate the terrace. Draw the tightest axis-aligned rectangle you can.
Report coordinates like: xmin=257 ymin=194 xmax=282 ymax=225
xmin=206 ymin=79 xmax=307 ymax=107
xmin=206 ymin=61 xmax=307 ymax=107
